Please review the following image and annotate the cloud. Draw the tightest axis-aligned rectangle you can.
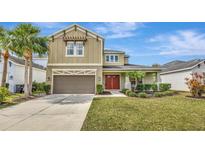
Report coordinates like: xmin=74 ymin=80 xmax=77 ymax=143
xmin=149 ymin=30 xmax=205 ymax=56
xmin=95 ymin=22 xmax=143 ymax=39
xmin=32 ymin=22 xmax=65 ymax=29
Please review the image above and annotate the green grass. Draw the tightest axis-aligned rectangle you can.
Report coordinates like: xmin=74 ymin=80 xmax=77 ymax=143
xmin=81 ymin=93 xmax=205 ymax=131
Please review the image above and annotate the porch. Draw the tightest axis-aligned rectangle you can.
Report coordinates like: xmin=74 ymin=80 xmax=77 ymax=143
xmin=103 ymin=71 xmax=161 ymax=91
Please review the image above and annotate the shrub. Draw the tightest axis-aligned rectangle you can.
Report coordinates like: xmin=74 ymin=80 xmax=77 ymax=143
xmin=0 ymin=87 xmax=9 ymax=102
xmin=136 ymin=83 xmax=144 ymax=91
xmin=126 ymin=90 xmax=132 ymax=96
xmin=154 ymin=91 xmax=175 ymax=97
xmin=154 ymin=92 xmax=163 ymax=97
xmin=32 ymin=81 xmax=44 ymax=92
xmin=144 ymin=84 xmax=152 ymax=91
xmin=185 ymin=72 xmax=204 ymax=97
xmin=121 ymin=88 xmax=129 ymax=94
xmin=96 ymin=84 xmax=104 ymax=94
xmin=43 ymin=84 xmax=51 ymax=94
xmin=0 ymin=87 xmax=9 ymax=96
xmin=32 ymin=81 xmax=51 ymax=94
xmin=151 ymin=83 xmax=158 ymax=91
xmin=138 ymin=92 xmax=148 ymax=98
xmin=163 ymin=90 xmax=175 ymax=96
xmin=127 ymin=91 xmax=137 ymax=97
xmin=159 ymin=83 xmax=171 ymax=91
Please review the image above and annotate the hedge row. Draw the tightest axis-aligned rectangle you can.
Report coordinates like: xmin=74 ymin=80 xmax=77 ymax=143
xmin=32 ymin=81 xmax=51 ymax=94
xmin=136 ymin=83 xmax=171 ymax=92
xmin=121 ymin=88 xmax=176 ymax=98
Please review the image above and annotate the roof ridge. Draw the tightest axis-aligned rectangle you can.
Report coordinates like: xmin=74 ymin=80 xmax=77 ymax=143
xmin=161 ymin=59 xmax=205 ymax=74
xmin=48 ymin=24 xmax=104 ymax=39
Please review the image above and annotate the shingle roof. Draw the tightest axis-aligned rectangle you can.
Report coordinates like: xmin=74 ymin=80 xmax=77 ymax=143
xmin=103 ymin=64 xmax=162 ymax=71
xmin=161 ymin=59 xmax=205 ymax=74
xmin=9 ymin=55 xmax=46 ymax=70
xmin=162 ymin=60 xmax=186 ymax=67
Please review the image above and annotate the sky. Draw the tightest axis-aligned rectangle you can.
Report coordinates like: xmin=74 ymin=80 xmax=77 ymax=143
xmin=1 ymin=22 xmax=205 ymax=66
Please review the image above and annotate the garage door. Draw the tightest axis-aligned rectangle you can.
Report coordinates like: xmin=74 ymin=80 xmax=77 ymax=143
xmin=53 ymin=75 xmax=95 ymax=94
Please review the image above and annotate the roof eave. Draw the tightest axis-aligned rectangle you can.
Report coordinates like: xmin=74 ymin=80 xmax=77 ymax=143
xmin=160 ymin=60 xmax=205 ymax=75
xmin=48 ymin=24 xmax=104 ymax=39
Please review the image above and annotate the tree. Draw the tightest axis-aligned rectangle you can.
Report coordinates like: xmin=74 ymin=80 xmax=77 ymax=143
xmin=11 ymin=24 xmax=40 ymax=98
xmin=28 ymin=37 xmax=48 ymax=95
xmin=0 ymin=27 xmax=14 ymax=87
xmin=126 ymin=71 xmax=145 ymax=91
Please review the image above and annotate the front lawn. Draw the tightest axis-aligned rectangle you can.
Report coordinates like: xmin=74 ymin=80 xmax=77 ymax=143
xmin=81 ymin=93 xmax=205 ymax=131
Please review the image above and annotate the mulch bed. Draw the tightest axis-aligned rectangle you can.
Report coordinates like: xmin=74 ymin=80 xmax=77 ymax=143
xmin=97 ymin=91 xmax=112 ymax=95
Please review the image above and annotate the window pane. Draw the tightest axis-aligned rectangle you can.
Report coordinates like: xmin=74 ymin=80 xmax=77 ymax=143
xmin=110 ymin=55 xmax=114 ymax=62
xmin=106 ymin=56 xmax=109 ymax=62
xmin=67 ymin=42 xmax=74 ymax=55
xmin=115 ymin=55 xmax=118 ymax=62
xmin=76 ymin=42 xmax=84 ymax=55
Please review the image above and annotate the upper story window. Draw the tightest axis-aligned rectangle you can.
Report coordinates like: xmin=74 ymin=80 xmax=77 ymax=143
xmin=66 ymin=41 xmax=84 ymax=56
xmin=105 ymin=55 xmax=119 ymax=63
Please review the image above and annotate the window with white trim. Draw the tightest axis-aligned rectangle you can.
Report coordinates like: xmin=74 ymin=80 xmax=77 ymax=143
xmin=105 ymin=55 xmax=119 ymax=63
xmin=67 ymin=42 xmax=74 ymax=55
xmin=66 ymin=42 xmax=84 ymax=56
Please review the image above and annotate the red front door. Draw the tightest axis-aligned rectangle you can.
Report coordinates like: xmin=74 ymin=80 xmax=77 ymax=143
xmin=105 ymin=75 xmax=120 ymax=89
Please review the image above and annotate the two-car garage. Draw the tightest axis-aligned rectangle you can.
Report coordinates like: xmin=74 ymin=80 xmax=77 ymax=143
xmin=53 ymin=75 xmax=95 ymax=94
xmin=51 ymin=69 xmax=97 ymax=94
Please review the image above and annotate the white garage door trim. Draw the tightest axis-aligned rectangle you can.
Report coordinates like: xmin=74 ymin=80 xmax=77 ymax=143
xmin=51 ymin=69 xmax=97 ymax=94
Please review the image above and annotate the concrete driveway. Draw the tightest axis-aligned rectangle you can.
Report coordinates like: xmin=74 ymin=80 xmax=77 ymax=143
xmin=0 ymin=94 xmax=94 ymax=131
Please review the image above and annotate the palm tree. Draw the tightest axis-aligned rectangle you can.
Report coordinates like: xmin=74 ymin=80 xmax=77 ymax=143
xmin=28 ymin=37 xmax=48 ymax=95
xmin=11 ymin=24 xmax=40 ymax=97
xmin=0 ymin=27 xmax=13 ymax=87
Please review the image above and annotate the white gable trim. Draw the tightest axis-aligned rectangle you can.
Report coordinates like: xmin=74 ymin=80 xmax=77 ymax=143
xmin=52 ymin=69 xmax=96 ymax=75
xmin=49 ymin=24 xmax=104 ymax=40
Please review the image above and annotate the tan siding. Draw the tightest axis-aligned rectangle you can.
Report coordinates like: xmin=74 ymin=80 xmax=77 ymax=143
xmin=48 ymin=29 xmax=102 ymax=64
xmin=103 ymin=53 xmax=125 ymax=66
xmin=144 ymin=72 xmax=156 ymax=84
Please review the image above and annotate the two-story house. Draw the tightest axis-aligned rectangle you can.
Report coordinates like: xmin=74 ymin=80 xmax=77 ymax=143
xmin=46 ymin=24 xmax=161 ymax=94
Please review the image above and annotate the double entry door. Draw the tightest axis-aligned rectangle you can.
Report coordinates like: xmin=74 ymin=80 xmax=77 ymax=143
xmin=105 ymin=75 xmax=120 ymax=89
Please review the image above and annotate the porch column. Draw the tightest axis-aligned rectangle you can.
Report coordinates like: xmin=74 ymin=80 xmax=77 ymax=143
xmin=156 ymin=72 xmax=161 ymax=91
xmin=125 ymin=75 xmax=131 ymax=90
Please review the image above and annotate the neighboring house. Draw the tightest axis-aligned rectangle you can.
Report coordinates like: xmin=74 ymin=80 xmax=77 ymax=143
xmin=160 ymin=59 xmax=205 ymax=91
xmin=46 ymin=24 xmax=162 ymax=94
xmin=0 ymin=55 xmax=46 ymax=92
xmin=33 ymin=57 xmax=48 ymax=68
